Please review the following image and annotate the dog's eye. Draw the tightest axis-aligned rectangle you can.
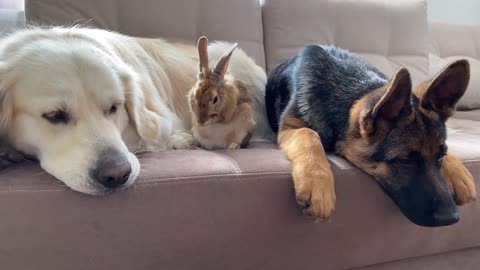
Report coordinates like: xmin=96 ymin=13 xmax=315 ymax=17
xmin=213 ymin=96 xmax=218 ymax=104
xmin=437 ymin=144 xmax=448 ymax=166
xmin=109 ymin=104 xmax=118 ymax=114
xmin=42 ymin=110 xmax=69 ymax=124
xmin=394 ymin=156 xmax=411 ymax=165
xmin=437 ymin=155 xmax=445 ymax=166
xmin=439 ymin=144 xmax=448 ymax=157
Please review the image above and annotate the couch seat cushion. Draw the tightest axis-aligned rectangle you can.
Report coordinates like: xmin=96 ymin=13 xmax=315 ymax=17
xmin=1 ymin=118 xmax=480 ymax=270
xmin=452 ymin=110 xmax=480 ymax=122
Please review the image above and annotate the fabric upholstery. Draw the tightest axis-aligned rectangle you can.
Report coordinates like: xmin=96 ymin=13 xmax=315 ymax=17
xmin=355 ymin=247 xmax=480 ymax=270
xmin=453 ymin=110 xmax=480 ymax=121
xmin=262 ymin=0 xmax=430 ymax=86
xmin=430 ymin=24 xmax=480 ymax=110
xmin=1 ymin=121 xmax=480 ymax=270
xmin=0 ymin=0 xmax=477 ymax=269
xmin=25 ymin=0 xmax=266 ymax=68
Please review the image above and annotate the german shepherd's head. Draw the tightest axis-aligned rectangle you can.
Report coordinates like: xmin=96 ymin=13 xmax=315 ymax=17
xmin=341 ymin=60 xmax=470 ymax=227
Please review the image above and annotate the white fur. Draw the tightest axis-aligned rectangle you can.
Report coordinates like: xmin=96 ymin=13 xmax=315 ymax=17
xmin=0 ymin=27 xmax=271 ymax=194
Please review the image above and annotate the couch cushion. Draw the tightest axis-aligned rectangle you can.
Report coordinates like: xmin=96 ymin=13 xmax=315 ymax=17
xmin=430 ymin=24 xmax=480 ymax=110
xmin=262 ymin=0 xmax=430 ymax=86
xmin=430 ymin=24 xmax=480 ymax=59
xmin=25 ymin=0 xmax=266 ymax=68
xmin=1 ymin=126 xmax=479 ymax=270
xmin=356 ymin=247 xmax=480 ymax=270
xmin=452 ymin=110 xmax=480 ymax=122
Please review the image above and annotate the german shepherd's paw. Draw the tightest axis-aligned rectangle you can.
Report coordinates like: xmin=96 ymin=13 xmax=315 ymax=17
xmin=450 ymin=165 xmax=476 ymax=206
xmin=442 ymin=153 xmax=476 ymax=205
xmin=293 ymin=164 xmax=336 ymax=222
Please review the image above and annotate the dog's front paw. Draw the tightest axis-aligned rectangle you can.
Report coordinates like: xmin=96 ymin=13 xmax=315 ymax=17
xmin=442 ymin=153 xmax=477 ymax=205
xmin=292 ymin=162 xmax=336 ymax=222
xmin=168 ymin=132 xmax=196 ymax=150
xmin=450 ymin=165 xmax=476 ymax=206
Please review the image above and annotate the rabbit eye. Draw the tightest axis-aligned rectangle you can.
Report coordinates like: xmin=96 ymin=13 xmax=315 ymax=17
xmin=213 ymin=96 xmax=218 ymax=104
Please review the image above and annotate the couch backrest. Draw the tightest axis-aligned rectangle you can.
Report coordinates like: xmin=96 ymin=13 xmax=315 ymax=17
xmin=430 ymin=23 xmax=480 ymax=110
xmin=262 ymin=0 xmax=430 ymax=86
xmin=430 ymin=24 xmax=480 ymax=59
xmin=25 ymin=0 xmax=266 ymax=68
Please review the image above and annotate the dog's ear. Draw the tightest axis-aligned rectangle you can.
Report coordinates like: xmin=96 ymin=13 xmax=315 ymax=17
xmin=120 ymin=67 xmax=162 ymax=143
xmin=361 ymin=67 xmax=412 ymax=136
xmin=416 ymin=59 xmax=470 ymax=119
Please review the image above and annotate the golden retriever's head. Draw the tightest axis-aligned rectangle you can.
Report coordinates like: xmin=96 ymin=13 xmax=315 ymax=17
xmin=0 ymin=29 xmax=155 ymax=195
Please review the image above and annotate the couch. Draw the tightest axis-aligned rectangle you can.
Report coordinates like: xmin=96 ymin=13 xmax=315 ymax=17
xmin=0 ymin=0 xmax=479 ymax=269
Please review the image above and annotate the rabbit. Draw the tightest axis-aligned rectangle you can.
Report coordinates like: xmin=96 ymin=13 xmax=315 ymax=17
xmin=188 ymin=36 xmax=256 ymax=150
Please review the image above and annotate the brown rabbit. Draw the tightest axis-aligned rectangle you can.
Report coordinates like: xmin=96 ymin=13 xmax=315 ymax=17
xmin=188 ymin=36 xmax=256 ymax=150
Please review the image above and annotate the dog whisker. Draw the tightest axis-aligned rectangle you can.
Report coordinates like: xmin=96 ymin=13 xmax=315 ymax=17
xmin=30 ymin=171 xmax=48 ymax=177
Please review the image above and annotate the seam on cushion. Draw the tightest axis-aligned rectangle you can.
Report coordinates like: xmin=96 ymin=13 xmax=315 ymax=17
xmin=115 ymin=0 xmax=120 ymax=32
xmin=195 ymin=0 xmax=201 ymax=44
xmin=333 ymin=0 xmax=338 ymax=45
xmin=0 ymin=171 xmax=293 ymax=193
xmin=386 ymin=0 xmax=391 ymax=57
xmin=218 ymin=153 xmax=243 ymax=174
xmin=352 ymin=245 xmax=480 ymax=270
xmin=471 ymin=27 xmax=480 ymax=59
xmin=2 ymin=157 xmax=480 ymax=192
xmin=140 ymin=171 xmax=291 ymax=184
xmin=142 ymin=171 xmax=292 ymax=183
xmin=0 ymin=188 xmax=67 ymax=193
xmin=256 ymin=0 xmax=266 ymax=69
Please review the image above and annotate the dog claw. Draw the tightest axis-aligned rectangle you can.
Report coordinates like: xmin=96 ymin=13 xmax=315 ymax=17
xmin=297 ymin=199 xmax=311 ymax=209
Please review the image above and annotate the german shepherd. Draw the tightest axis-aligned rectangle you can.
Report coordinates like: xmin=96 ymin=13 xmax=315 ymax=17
xmin=265 ymin=45 xmax=476 ymax=227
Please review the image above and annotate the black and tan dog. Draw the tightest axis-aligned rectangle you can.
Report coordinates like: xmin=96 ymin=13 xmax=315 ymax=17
xmin=266 ymin=45 xmax=476 ymax=227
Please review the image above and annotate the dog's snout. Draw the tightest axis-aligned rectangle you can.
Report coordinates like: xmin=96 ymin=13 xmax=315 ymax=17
xmin=91 ymin=149 xmax=132 ymax=189
xmin=96 ymin=162 xmax=131 ymax=188
xmin=432 ymin=208 xmax=459 ymax=226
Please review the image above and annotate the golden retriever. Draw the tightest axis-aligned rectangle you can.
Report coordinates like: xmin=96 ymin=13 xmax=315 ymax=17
xmin=0 ymin=27 xmax=270 ymax=194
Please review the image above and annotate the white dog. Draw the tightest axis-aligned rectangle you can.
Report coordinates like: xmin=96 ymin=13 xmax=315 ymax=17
xmin=0 ymin=27 xmax=271 ymax=194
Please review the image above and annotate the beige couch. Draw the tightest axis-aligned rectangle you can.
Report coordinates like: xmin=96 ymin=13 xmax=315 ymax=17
xmin=0 ymin=0 xmax=478 ymax=269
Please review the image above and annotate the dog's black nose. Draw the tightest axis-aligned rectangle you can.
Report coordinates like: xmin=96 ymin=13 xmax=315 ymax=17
xmin=95 ymin=162 xmax=131 ymax=189
xmin=432 ymin=208 xmax=459 ymax=226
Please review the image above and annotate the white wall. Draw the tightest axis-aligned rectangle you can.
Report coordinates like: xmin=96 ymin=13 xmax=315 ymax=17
xmin=428 ymin=0 xmax=480 ymax=25
xmin=0 ymin=0 xmax=24 ymax=10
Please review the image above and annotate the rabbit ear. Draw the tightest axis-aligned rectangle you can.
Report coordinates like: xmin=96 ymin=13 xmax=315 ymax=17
xmin=214 ymin=43 xmax=238 ymax=77
xmin=197 ymin=36 xmax=209 ymax=75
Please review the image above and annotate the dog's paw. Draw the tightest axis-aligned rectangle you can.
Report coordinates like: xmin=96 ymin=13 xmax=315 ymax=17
xmin=0 ymin=145 xmax=25 ymax=170
xmin=451 ymin=165 xmax=476 ymax=206
xmin=227 ymin=143 xmax=240 ymax=150
xmin=292 ymin=162 xmax=336 ymax=222
xmin=442 ymin=153 xmax=477 ymax=206
xmin=168 ymin=132 xmax=196 ymax=150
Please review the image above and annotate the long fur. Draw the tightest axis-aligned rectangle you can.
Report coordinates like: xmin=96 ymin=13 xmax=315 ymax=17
xmin=0 ymin=26 xmax=271 ymax=194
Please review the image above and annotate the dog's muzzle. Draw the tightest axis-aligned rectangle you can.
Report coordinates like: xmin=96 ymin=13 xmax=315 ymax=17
xmin=90 ymin=148 xmax=132 ymax=189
